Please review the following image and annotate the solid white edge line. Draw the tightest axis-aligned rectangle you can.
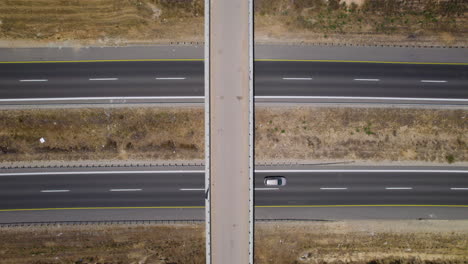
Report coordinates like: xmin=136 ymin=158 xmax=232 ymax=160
xmin=257 ymin=169 xmax=468 ymax=173
xmin=180 ymin=188 xmax=204 ymax=191
xmin=19 ymin=79 xmax=48 ymax=82
xmin=282 ymin=77 xmax=312 ymax=80
xmin=0 ymin=170 xmax=204 ymax=177
xmin=421 ymin=80 xmax=447 ymax=83
xmin=386 ymin=187 xmax=413 ymax=190
xmin=320 ymin=187 xmax=348 ymax=190
xmin=109 ymin=189 xmax=142 ymax=192
xmin=1 ymin=169 xmax=468 ymax=177
xmin=255 ymin=188 xmax=279 ymax=191
xmin=156 ymin=77 xmax=186 ymax=80
xmin=450 ymin=188 xmax=468 ymax=190
xmin=40 ymin=190 xmax=70 ymax=193
xmin=255 ymin=96 xmax=468 ymax=102
xmin=354 ymin=79 xmax=380 ymax=81
xmin=1 ymin=96 xmax=467 ymax=103
xmin=0 ymin=96 xmax=204 ymax=102
xmin=89 ymin=78 xmax=118 ymax=81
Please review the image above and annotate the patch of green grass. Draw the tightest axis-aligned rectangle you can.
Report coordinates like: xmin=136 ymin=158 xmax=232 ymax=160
xmin=446 ymin=154 xmax=455 ymax=164
xmin=363 ymin=123 xmax=376 ymax=135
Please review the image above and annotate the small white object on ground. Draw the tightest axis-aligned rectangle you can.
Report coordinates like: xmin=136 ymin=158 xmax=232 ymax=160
xmin=39 ymin=137 xmax=46 ymax=143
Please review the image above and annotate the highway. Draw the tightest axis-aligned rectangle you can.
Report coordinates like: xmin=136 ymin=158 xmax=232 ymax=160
xmin=0 ymin=61 xmax=467 ymax=100
xmin=0 ymin=170 xmax=467 ymax=210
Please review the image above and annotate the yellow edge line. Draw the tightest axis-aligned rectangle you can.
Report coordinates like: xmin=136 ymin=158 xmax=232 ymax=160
xmin=0 ymin=205 xmax=467 ymax=212
xmin=0 ymin=59 xmax=466 ymax=65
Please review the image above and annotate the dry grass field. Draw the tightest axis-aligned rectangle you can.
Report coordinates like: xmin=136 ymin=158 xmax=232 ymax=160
xmin=0 ymin=0 xmax=466 ymax=46
xmin=0 ymin=221 xmax=467 ymax=264
xmin=0 ymin=0 xmax=203 ymax=46
xmin=255 ymin=0 xmax=468 ymax=46
xmin=0 ymin=107 xmax=205 ymax=162
xmin=0 ymin=106 xmax=466 ymax=165
xmin=255 ymin=106 xmax=467 ymax=164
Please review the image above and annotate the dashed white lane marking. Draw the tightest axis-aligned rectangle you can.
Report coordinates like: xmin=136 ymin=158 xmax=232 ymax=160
xmin=20 ymin=79 xmax=48 ymax=82
xmin=421 ymin=80 xmax=447 ymax=83
xmin=354 ymin=78 xmax=380 ymax=81
xmin=180 ymin=188 xmax=280 ymax=191
xmin=320 ymin=187 xmax=348 ymax=190
xmin=255 ymin=188 xmax=280 ymax=191
xmin=40 ymin=190 xmax=70 ymax=193
xmin=156 ymin=77 xmax=186 ymax=80
xmin=109 ymin=189 xmax=142 ymax=192
xmin=386 ymin=187 xmax=413 ymax=190
xmin=89 ymin=78 xmax=118 ymax=81
xmin=450 ymin=188 xmax=468 ymax=190
xmin=282 ymin=77 xmax=313 ymax=80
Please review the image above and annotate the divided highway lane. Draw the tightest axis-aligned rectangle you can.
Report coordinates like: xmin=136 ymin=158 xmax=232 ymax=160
xmin=256 ymin=61 xmax=467 ymax=99
xmin=0 ymin=61 xmax=204 ymax=99
xmin=0 ymin=171 xmax=467 ymax=210
xmin=0 ymin=61 xmax=467 ymax=99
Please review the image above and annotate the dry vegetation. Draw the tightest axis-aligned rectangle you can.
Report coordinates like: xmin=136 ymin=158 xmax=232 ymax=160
xmin=0 ymin=0 xmax=466 ymax=46
xmin=0 ymin=224 xmax=205 ymax=264
xmin=255 ymin=106 xmax=467 ymax=164
xmin=0 ymin=106 xmax=466 ymax=165
xmin=255 ymin=220 xmax=468 ymax=264
xmin=0 ymin=221 xmax=467 ymax=264
xmin=0 ymin=0 xmax=204 ymax=46
xmin=255 ymin=0 xmax=468 ymax=46
xmin=0 ymin=107 xmax=205 ymax=162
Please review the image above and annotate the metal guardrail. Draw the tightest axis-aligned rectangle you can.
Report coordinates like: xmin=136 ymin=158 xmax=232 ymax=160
xmin=0 ymin=219 xmax=204 ymax=227
xmin=160 ymin=41 xmax=466 ymax=49
xmin=0 ymin=161 xmax=355 ymax=170
xmin=0 ymin=219 xmax=335 ymax=227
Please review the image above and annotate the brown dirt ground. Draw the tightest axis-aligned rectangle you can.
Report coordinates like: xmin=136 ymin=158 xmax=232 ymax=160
xmin=0 ymin=221 xmax=467 ymax=264
xmin=0 ymin=0 xmax=466 ymax=47
xmin=0 ymin=106 xmax=466 ymax=164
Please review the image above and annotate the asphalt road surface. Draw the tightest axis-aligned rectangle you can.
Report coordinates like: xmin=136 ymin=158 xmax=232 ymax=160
xmin=0 ymin=61 xmax=467 ymax=99
xmin=1 ymin=171 xmax=467 ymax=210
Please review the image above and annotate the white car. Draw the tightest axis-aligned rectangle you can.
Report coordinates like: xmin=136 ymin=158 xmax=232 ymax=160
xmin=264 ymin=176 xmax=287 ymax=186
